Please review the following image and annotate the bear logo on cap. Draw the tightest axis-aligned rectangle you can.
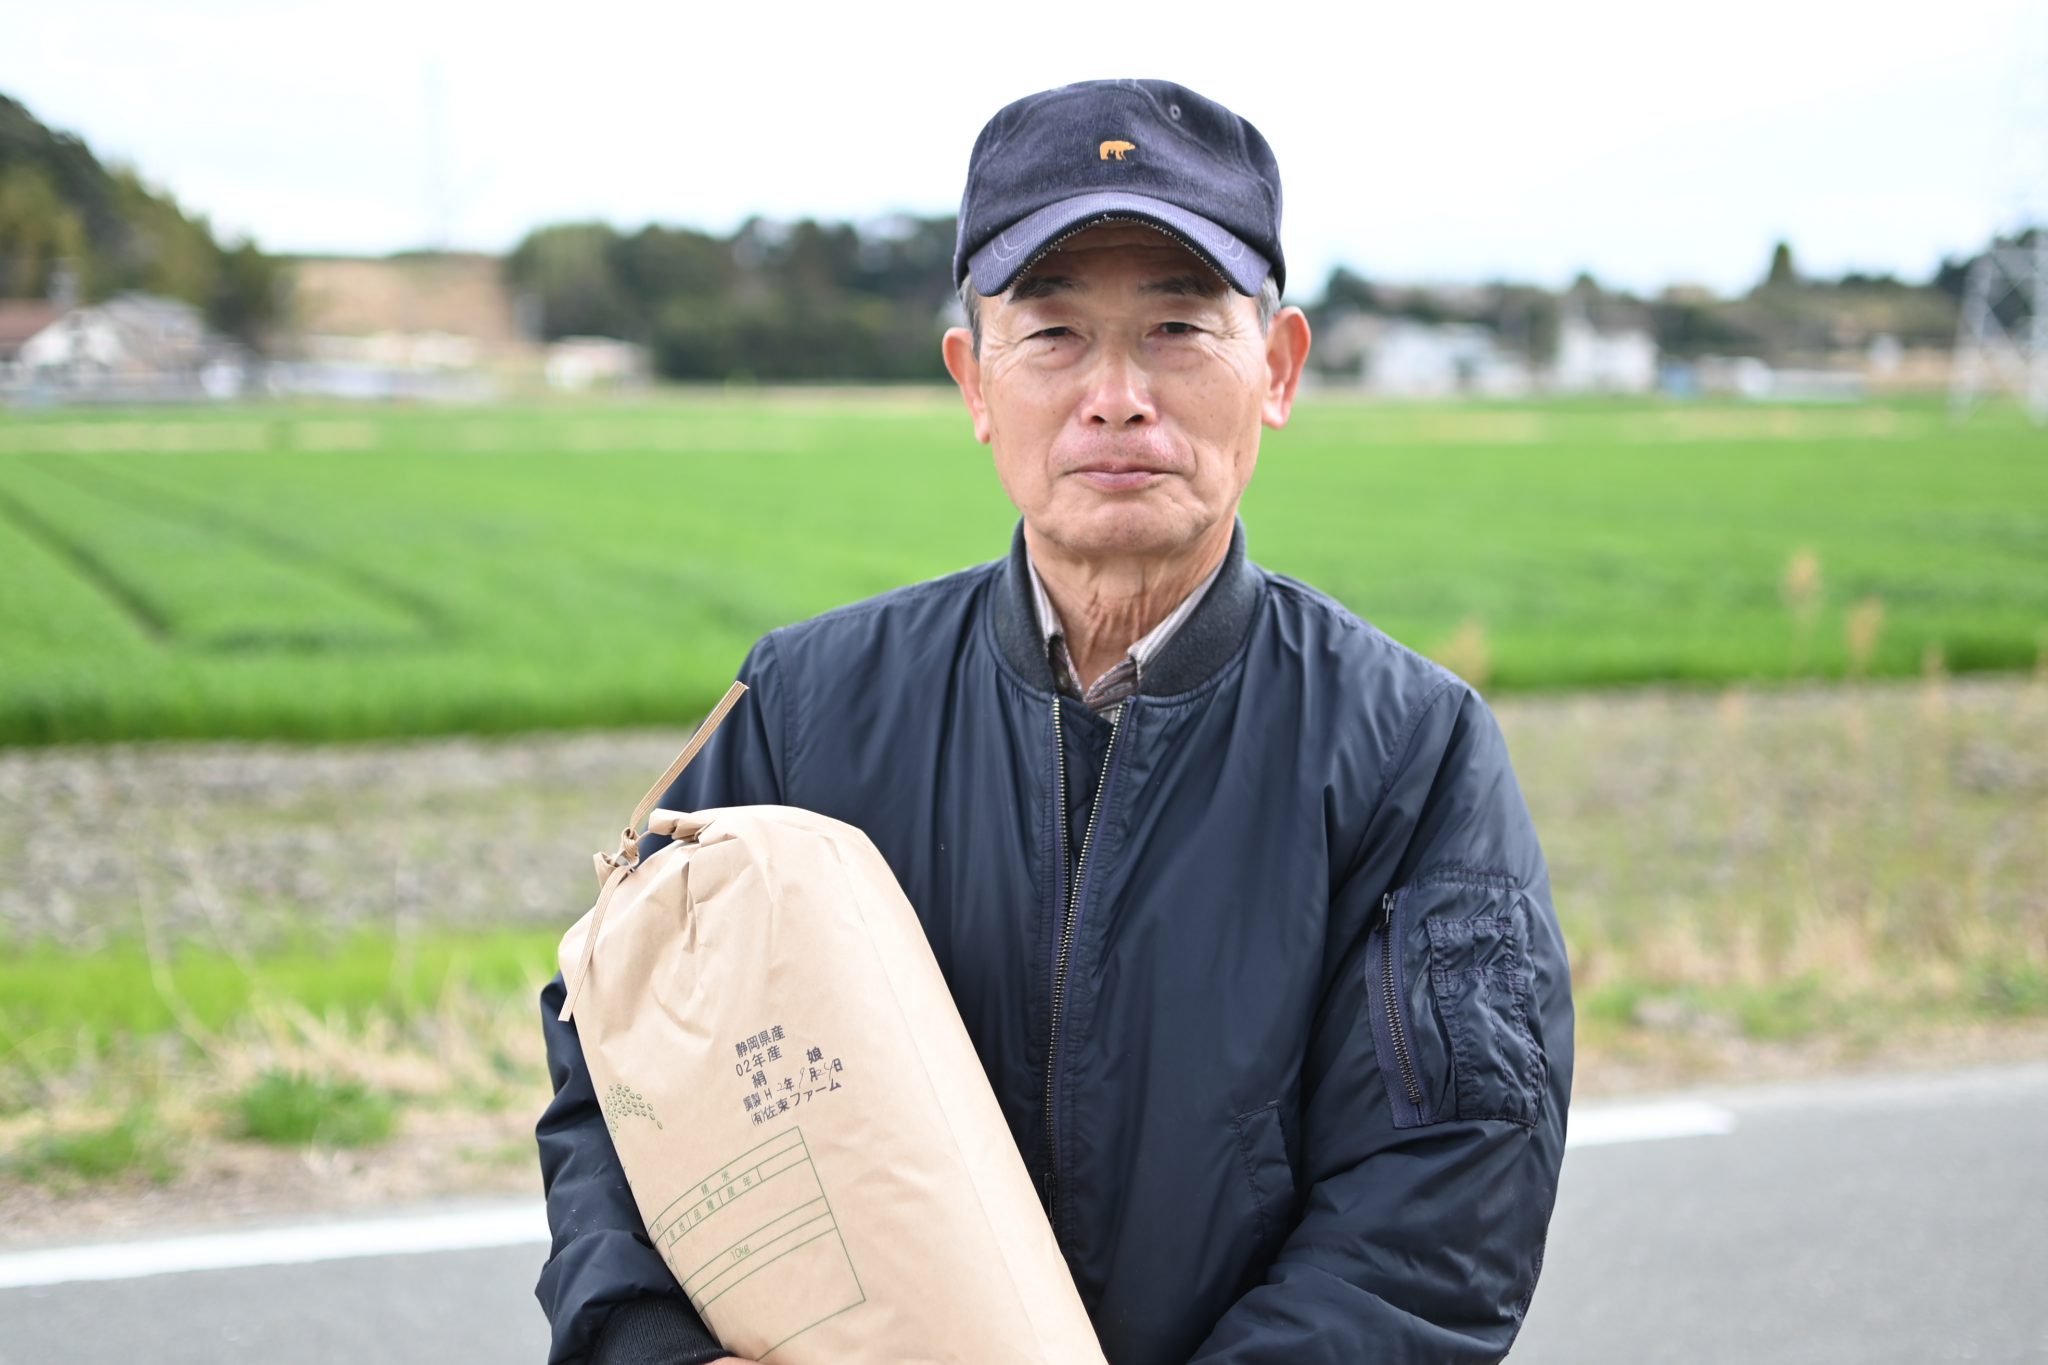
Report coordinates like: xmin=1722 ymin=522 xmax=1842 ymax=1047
xmin=1098 ymin=140 xmax=1136 ymax=161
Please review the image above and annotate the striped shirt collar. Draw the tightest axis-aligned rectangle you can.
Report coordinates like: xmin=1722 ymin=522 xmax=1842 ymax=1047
xmin=1025 ymin=546 xmax=1228 ymax=710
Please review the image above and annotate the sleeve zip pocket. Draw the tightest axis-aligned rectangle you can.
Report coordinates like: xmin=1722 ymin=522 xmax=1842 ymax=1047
xmin=1366 ymin=873 xmax=1545 ymax=1130
xmin=1365 ymin=887 xmax=1434 ymax=1128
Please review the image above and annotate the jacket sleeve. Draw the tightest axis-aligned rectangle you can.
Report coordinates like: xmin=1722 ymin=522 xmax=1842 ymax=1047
xmin=534 ymin=636 xmax=792 ymax=1365
xmin=1189 ymin=679 xmax=1574 ymax=1364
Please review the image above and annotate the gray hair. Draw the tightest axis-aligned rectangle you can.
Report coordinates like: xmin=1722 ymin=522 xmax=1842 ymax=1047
xmin=960 ymin=273 xmax=1280 ymax=356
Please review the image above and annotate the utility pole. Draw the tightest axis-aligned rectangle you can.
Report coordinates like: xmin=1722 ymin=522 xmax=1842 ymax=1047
xmin=423 ymin=57 xmax=453 ymax=253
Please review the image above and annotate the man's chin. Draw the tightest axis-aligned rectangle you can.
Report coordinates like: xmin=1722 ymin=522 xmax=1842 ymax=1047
xmin=1032 ymin=501 xmax=1218 ymax=563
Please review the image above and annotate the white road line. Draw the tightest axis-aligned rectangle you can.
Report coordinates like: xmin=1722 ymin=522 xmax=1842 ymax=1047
xmin=0 ymin=1102 xmax=1739 ymax=1291
xmin=1567 ymin=1099 xmax=1738 ymax=1149
xmin=0 ymin=1202 xmax=548 ymax=1290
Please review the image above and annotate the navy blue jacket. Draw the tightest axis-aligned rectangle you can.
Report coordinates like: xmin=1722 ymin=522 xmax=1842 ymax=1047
xmin=536 ymin=520 xmax=1573 ymax=1365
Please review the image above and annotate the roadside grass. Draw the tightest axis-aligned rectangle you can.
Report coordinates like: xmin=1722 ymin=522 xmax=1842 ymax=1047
xmin=1502 ymin=669 xmax=2048 ymax=1081
xmin=0 ymin=928 xmax=559 ymax=1190
xmin=1 ymin=1110 xmax=178 ymax=1189
xmin=231 ymin=1071 xmax=397 ymax=1148
xmin=0 ymin=394 xmax=2043 ymax=744
xmin=1 ymin=675 xmax=2043 ymax=1192
xmin=0 ymin=927 xmax=563 ymax=1086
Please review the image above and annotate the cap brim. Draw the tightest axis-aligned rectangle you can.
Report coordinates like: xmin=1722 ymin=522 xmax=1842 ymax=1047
xmin=966 ymin=191 xmax=1271 ymax=298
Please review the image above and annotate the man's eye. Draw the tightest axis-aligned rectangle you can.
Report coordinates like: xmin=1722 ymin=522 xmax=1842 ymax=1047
xmin=1157 ymin=321 xmax=1200 ymax=336
xmin=1032 ymin=326 xmax=1073 ymax=340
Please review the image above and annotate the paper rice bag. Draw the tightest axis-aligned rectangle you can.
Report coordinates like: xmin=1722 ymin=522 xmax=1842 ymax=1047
xmin=558 ymin=684 xmax=1107 ymax=1365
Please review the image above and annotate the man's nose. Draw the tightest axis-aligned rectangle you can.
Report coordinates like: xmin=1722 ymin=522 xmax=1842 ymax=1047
xmin=1080 ymin=349 xmax=1157 ymax=427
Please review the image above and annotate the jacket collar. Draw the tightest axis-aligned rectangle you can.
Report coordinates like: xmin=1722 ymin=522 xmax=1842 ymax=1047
xmin=993 ymin=516 xmax=1261 ymax=697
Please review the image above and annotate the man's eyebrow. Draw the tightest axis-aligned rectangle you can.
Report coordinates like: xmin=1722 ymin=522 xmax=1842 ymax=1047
xmin=1008 ymin=274 xmax=1079 ymax=302
xmin=1140 ymin=273 xmax=1227 ymax=300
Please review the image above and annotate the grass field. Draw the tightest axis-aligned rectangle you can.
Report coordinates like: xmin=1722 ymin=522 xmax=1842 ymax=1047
xmin=1 ymin=393 xmax=2044 ymax=744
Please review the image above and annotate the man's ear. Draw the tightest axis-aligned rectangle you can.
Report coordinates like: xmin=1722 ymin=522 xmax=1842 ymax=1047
xmin=1261 ymin=306 xmax=1312 ymax=430
xmin=941 ymin=327 xmax=992 ymax=445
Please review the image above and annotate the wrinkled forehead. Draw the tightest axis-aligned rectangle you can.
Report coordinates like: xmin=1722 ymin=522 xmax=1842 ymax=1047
xmin=1007 ymin=222 xmax=1227 ymax=300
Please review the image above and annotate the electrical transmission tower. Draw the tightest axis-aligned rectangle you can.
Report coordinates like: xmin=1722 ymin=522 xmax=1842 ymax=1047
xmin=1950 ymin=235 xmax=2048 ymax=426
xmin=1954 ymin=16 xmax=2048 ymax=428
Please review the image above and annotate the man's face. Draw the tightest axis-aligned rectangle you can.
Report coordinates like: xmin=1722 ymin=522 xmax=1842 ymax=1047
xmin=943 ymin=224 xmax=1309 ymax=565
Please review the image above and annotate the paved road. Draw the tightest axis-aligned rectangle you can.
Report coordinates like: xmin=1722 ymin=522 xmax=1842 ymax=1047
xmin=4 ymin=1064 xmax=2044 ymax=1364
xmin=1517 ymin=1063 xmax=2048 ymax=1365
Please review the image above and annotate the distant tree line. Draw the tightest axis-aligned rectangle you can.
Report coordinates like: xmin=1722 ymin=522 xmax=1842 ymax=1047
xmin=0 ymin=94 xmax=281 ymax=344
xmin=1304 ymin=236 xmax=2029 ymax=375
xmin=521 ymin=211 xmax=2026 ymax=384
xmin=506 ymin=215 xmax=960 ymax=382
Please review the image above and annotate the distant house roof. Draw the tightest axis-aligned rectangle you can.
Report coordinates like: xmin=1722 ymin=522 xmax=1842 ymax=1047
xmin=16 ymin=292 xmax=219 ymax=376
xmin=96 ymin=291 xmax=207 ymax=343
xmin=0 ymin=300 xmax=66 ymax=358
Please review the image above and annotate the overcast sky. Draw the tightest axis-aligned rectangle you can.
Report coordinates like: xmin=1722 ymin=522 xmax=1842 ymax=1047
xmin=7 ymin=0 xmax=2046 ymax=298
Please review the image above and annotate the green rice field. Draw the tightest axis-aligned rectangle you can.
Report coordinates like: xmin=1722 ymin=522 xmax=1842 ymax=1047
xmin=1 ymin=392 xmax=2044 ymax=744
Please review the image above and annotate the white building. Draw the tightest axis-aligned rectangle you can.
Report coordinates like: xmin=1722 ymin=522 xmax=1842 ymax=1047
xmin=1323 ymin=315 xmax=1535 ymax=397
xmin=0 ymin=300 xmax=65 ymax=383
xmin=545 ymin=336 xmax=651 ymax=392
xmin=8 ymin=292 xmax=245 ymax=399
xmin=1549 ymin=313 xmax=1658 ymax=394
xmin=1695 ymin=355 xmax=1776 ymax=399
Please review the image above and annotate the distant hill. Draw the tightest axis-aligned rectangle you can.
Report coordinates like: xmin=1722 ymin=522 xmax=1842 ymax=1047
xmin=287 ymin=252 xmax=534 ymax=356
xmin=0 ymin=92 xmax=278 ymax=343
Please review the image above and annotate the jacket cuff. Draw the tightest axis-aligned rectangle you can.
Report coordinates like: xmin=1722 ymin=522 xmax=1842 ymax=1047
xmin=590 ymin=1296 xmax=727 ymax=1365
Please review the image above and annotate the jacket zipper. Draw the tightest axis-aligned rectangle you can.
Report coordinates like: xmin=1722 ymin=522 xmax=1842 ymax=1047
xmin=1044 ymin=694 xmax=1125 ymax=1223
xmin=1381 ymin=891 xmax=1424 ymax=1114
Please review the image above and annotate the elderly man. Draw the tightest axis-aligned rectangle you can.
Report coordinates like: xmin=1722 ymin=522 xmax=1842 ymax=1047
xmin=537 ymin=78 xmax=1572 ymax=1365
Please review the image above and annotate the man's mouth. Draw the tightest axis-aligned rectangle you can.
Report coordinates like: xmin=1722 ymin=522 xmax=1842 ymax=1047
xmin=1071 ymin=460 xmax=1170 ymax=491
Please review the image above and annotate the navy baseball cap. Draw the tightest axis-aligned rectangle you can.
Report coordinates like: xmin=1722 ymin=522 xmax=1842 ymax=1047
xmin=954 ymin=79 xmax=1285 ymax=300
